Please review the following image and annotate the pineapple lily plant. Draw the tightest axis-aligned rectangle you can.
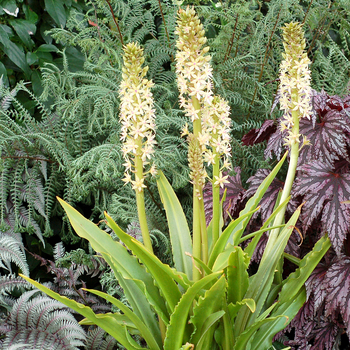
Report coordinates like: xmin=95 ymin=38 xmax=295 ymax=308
xmin=21 ymin=8 xmax=330 ymax=350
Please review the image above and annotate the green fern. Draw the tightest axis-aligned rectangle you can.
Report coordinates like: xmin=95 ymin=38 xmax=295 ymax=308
xmin=1 ymin=0 xmax=350 ymax=246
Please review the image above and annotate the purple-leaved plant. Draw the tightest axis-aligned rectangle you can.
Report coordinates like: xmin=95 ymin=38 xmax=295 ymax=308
xmin=204 ymin=89 xmax=350 ymax=349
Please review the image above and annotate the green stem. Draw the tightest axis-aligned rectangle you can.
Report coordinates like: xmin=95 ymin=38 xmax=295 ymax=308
xmin=191 ymin=96 xmax=207 ymax=280
xmin=134 ymin=141 xmax=164 ymax=338
xmin=263 ymin=108 xmax=300 ymax=258
xmin=134 ymin=138 xmax=153 ymax=253
xmin=192 ymin=189 xmax=202 ymax=282
xmin=200 ymin=198 xmax=208 ymax=264
xmin=212 ymin=151 xmax=220 ymax=245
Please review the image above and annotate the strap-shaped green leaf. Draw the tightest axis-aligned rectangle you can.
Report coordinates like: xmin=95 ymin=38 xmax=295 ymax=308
xmin=164 ymin=271 xmax=222 ymax=350
xmin=19 ymin=275 xmax=143 ymax=350
xmin=190 ymin=276 xmax=226 ymax=345
xmin=239 ymin=225 xmax=285 ymax=244
xmin=85 ymin=289 xmax=162 ymax=350
xmin=227 ymin=247 xmax=250 ymax=305
xmin=157 ymin=171 xmax=193 ymax=279
xmin=208 ymin=208 xmax=258 ymax=269
xmin=79 ymin=313 xmax=137 ymax=331
xmin=102 ymin=253 xmax=170 ymax=326
xmin=211 ymin=244 xmax=237 ymax=272
xmin=228 ymin=299 xmax=256 ymax=321
xmin=234 ymin=302 xmax=281 ymax=350
xmin=196 ymin=310 xmax=226 ymax=350
xmin=57 ymin=198 xmax=162 ymax=341
xmin=279 ymin=234 xmax=330 ymax=304
xmin=249 ymin=288 xmax=306 ymax=350
xmin=233 ymin=315 xmax=286 ymax=350
xmin=105 ymin=212 xmax=185 ymax=312
xmin=244 ymin=195 xmax=289 ymax=258
xmin=234 ymin=205 xmax=301 ymax=336
xmin=231 ymin=152 xmax=287 ymax=246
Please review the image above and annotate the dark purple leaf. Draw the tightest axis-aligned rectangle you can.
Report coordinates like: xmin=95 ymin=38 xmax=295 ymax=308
xmin=284 ymin=231 xmax=301 ymax=258
xmin=285 ymin=296 xmax=315 ymax=350
xmin=203 ymin=167 xmax=245 ymax=225
xmin=313 ymin=89 xmax=330 ymax=117
xmin=333 ymin=158 xmax=350 ymax=174
xmin=264 ymin=126 xmax=286 ymax=160
xmin=310 ymin=317 xmax=340 ymax=350
xmin=305 ymin=263 xmax=329 ymax=311
xmin=250 ymin=231 xmax=268 ymax=263
xmin=263 ymin=91 xmax=350 ymax=162
xmin=324 ymin=256 xmax=350 ymax=338
xmin=244 ymin=169 xmax=297 ymax=222
xmin=311 ymin=89 xmax=350 ymax=121
xmin=285 ymin=293 xmax=342 ymax=350
xmin=293 ymin=160 xmax=350 ymax=255
xmin=299 ymin=109 xmax=350 ymax=164
xmin=241 ymin=120 xmax=276 ymax=146
xmin=327 ymin=94 xmax=350 ymax=113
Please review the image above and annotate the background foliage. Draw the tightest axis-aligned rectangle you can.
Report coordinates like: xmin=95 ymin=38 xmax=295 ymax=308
xmin=0 ymin=0 xmax=350 ymax=349
xmin=0 ymin=0 xmax=87 ymax=112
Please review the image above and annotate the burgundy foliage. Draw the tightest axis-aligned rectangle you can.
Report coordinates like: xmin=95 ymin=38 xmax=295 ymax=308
xmin=293 ymin=160 xmax=350 ymax=255
xmin=264 ymin=120 xmax=286 ymax=160
xmin=203 ymin=90 xmax=350 ymax=349
xmin=244 ymin=168 xmax=298 ymax=222
xmin=203 ymin=167 xmax=245 ymax=225
xmin=28 ymin=249 xmax=110 ymax=314
xmin=298 ymin=109 xmax=350 ymax=164
xmin=323 ymin=256 xmax=350 ymax=338
xmin=241 ymin=119 xmax=276 ymax=146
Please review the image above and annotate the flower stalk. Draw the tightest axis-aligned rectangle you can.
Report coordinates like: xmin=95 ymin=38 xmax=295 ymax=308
xmin=175 ymin=7 xmax=231 ymax=279
xmin=264 ymin=22 xmax=311 ymax=253
xmin=119 ymin=42 xmax=157 ymax=253
xmin=203 ymin=96 xmax=231 ymax=243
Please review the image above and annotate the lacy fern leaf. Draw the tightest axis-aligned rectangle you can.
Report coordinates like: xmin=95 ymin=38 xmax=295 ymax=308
xmin=0 ymin=290 xmax=86 ymax=350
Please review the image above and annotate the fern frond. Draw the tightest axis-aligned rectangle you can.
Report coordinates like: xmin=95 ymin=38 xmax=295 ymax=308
xmin=1 ymin=290 xmax=85 ymax=350
xmin=0 ymin=234 xmax=29 ymax=276
xmin=312 ymin=37 xmax=350 ymax=95
xmin=0 ymin=274 xmax=31 ymax=296
xmin=85 ymin=327 xmax=118 ymax=350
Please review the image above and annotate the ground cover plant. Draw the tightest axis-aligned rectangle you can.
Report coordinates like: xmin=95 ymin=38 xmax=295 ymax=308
xmin=0 ymin=0 xmax=350 ymax=349
xmin=20 ymin=7 xmax=331 ymax=350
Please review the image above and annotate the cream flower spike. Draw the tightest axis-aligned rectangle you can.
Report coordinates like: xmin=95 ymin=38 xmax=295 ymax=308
xmin=175 ymin=7 xmax=231 ymax=178
xmin=119 ymin=42 xmax=157 ymax=191
xmin=279 ymin=22 xmax=312 ymax=147
xmin=175 ymin=6 xmax=213 ymax=122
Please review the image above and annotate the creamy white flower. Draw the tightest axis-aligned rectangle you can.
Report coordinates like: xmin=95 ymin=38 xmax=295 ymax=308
xmin=279 ymin=22 xmax=311 ymax=146
xmin=175 ymin=7 xmax=232 ymax=187
xmin=119 ymin=43 xmax=157 ymax=189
